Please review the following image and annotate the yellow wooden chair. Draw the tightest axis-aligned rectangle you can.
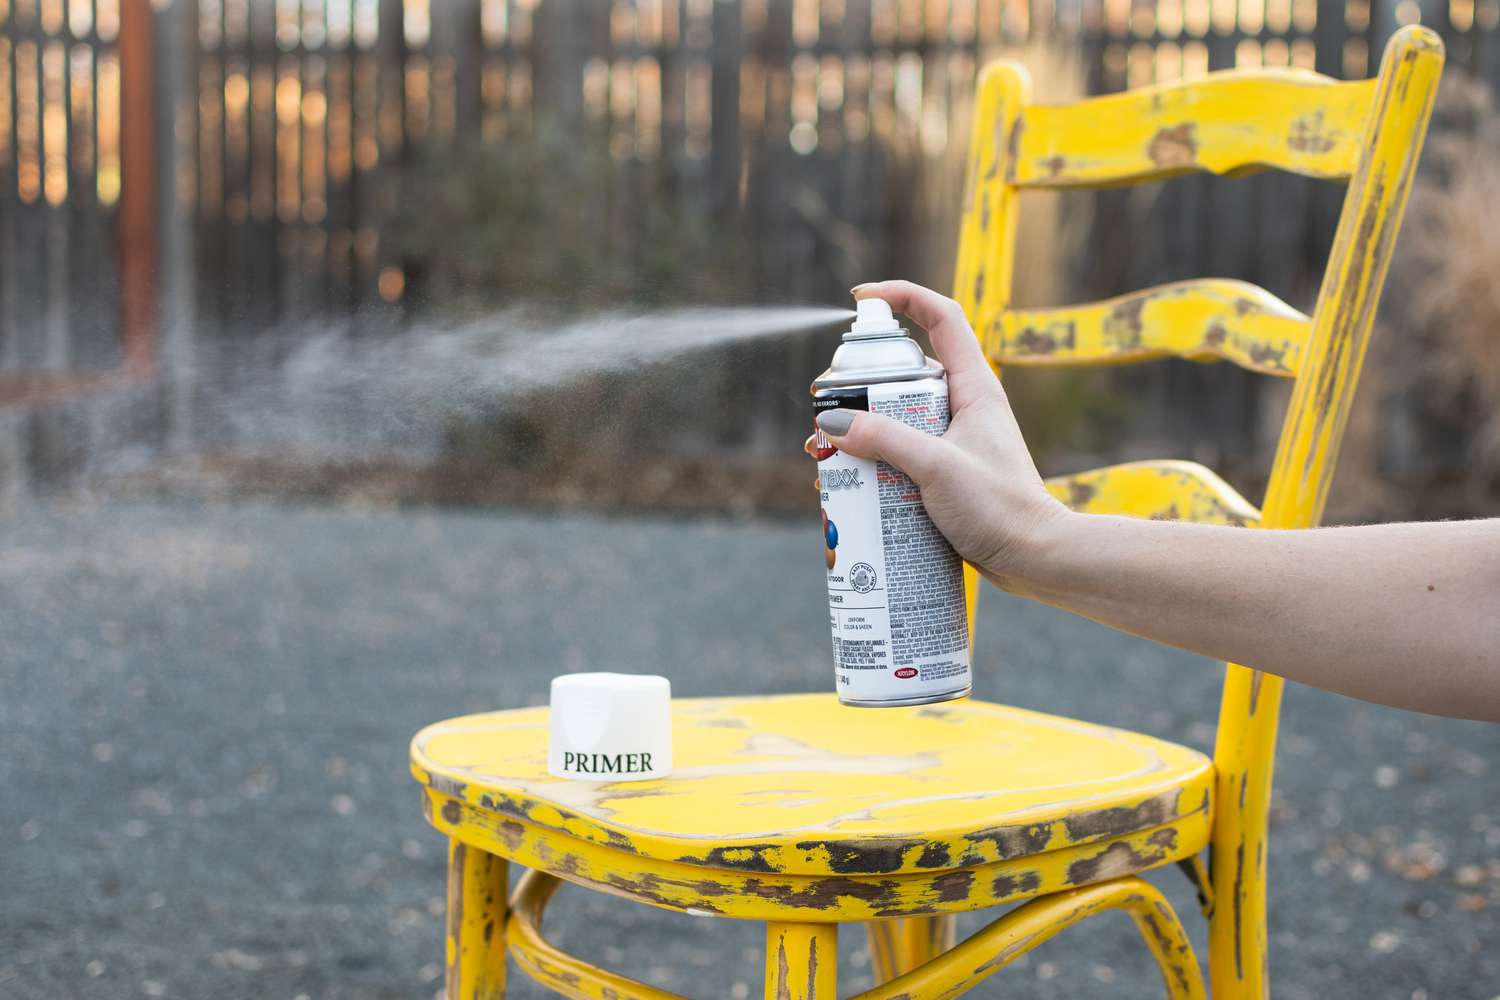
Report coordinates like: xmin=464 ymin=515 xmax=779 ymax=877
xmin=410 ymin=26 xmax=1442 ymax=1000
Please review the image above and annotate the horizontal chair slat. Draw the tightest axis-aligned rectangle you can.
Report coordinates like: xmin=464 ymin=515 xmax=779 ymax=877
xmin=1045 ymin=460 xmax=1261 ymax=526
xmin=988 ymin=279 xmax=1311 ymax=376
xmin=1011 ymin=71 xmax=1376 ymax=187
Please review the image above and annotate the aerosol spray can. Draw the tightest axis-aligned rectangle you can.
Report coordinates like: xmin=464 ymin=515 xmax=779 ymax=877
xmin=811 ymin=298 xmax=971 ymax=707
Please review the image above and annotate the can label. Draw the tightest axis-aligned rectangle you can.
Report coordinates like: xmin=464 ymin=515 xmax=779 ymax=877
xmin=812 ymin=378 xmax=971 ymax=705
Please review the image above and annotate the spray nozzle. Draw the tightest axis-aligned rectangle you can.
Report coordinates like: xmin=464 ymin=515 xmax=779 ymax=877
xmin=847 ymin=297 xmax=902 ymax=338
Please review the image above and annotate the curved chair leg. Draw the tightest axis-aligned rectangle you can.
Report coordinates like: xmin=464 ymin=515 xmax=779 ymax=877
xmin=446 ymin=838 xmax=509 ymax=1000
xmin=508 ymin=869 xmax=690 ymax=1000
xmin=867 ymin=916 xmax=957 ymax=984
xmin=766 ymin=922 xmax=837 ymax=1000
xmin=852 ymin=877 xmax=1207 ymax=1000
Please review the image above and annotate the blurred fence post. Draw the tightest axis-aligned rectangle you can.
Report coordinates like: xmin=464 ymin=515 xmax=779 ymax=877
xmin=119 ymin=0 xmax=157 ymax=378
xmin=157 ymin=0 xmax=197 ymax=449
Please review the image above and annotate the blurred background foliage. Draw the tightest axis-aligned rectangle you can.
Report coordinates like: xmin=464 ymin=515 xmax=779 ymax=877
xmin=391 ymin=119 xmax=752 ymax=313
xmin=1343 ymin=72 xmax=1500 ymax=519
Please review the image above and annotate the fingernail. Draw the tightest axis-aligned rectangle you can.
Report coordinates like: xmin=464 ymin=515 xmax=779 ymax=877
xmin=850 ymin=283 xmax=872 ymax=295
xmin=816 ymin=410 xmax=855 ymax=435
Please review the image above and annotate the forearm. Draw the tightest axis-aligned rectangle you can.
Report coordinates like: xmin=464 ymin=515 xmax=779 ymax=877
xmin=1002 ymin=514 xmax=1500 ymax=721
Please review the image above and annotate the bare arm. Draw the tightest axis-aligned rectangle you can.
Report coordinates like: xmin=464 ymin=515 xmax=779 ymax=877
xmin=1014 ymin=514 xmax=1500 ymax=720
xmin=811 ymin=280 xmax=1500 ymax=722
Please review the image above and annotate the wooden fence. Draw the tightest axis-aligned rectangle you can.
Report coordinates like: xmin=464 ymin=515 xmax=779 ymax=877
xmin=1 ymin=0 xmax=1498 ymax=495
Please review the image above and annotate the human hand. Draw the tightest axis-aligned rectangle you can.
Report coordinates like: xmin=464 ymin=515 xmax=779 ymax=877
xmin=806 ymin=280 xmax=1068 ymax=588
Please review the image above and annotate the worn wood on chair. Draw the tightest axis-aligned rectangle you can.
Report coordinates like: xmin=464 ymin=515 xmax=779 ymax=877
xmin=508 ymin=870 xmax=688 ymax=1000
xmin=417 ymin=694 xmax=1212 ymax=994
xmin=951 ymin=24 xmax=1445 ymax=1000
xmin=1207 ymin=28 xmax=1446 ymax=1000
xmin=987 ymin=279 xmax=1310 ymax=376
xmin=1010 ymin=72 xmax=1376 ymax=188
xmin=412 ymin=694 xmax=1213 ymax=882
xmin=1045 ymin=461 xmax=1261 ymax=526
xmin=445 ymin=839 xmax=508 ymax=1000
xmin=851 ymin=879 xmax=1206 ymax=1000
xmin=765 ymin=923 xmax=836 ymax=1000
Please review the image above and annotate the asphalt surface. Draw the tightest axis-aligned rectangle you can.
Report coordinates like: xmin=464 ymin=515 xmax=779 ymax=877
xmin=1 ymin=501 xmax=1497 ymax=999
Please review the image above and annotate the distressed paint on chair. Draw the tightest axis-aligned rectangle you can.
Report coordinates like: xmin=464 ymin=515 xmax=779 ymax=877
xmin=1011 ymin=72 xmax=1376 ymax=187
xmin=414 ymin=694 xmax=1216 ymax=928
xmin=412 ymin=696 xmax=1214 ymax=875
xmin=951 ymin=24 xmax=1443 ymax=1000
xmin=1208 ymin=28 xmax=1445 ymax=1000
xmin=1044 ymin=460 xmax=1261 ymax=526
xmin=766 ymin=923 xmax=838 ymax=1000
xmin=509 ymin=869 xmax=687 ymax=1000
xmin=445 ymin=837 xmax=509 ymax=1000
xmin=417 ymin=27 xmax=1442 ymax=1000
xmin=991 ymin=279 xmax=1310 ymax=375
xmin=850 ymin=878 xmax=1206 ymax=1000
xmin=424 ymin=782 xmax=1211 ymax=922
xmin=954 ymin=60 xmax=1031 ymax=650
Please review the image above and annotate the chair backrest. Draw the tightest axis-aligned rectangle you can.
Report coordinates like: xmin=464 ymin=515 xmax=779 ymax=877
xmin=952 ymin=27 xmax=1443 ymax=1000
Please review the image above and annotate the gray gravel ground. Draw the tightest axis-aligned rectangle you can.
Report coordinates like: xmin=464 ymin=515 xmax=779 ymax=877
xmin=1 ymin=501 xmax=1497 ymax=1000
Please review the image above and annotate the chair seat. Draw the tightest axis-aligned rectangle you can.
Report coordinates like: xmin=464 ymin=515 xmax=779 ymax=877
xmin=411 ymin=693 xmax=1213 ymax=880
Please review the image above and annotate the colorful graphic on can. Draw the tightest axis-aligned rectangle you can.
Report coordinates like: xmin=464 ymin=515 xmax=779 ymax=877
xmin=811 ymin=376 xmax=971 ymax=707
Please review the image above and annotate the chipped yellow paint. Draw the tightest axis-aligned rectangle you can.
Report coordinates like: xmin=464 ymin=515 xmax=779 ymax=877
xmin=990 ymin=279 xmax=1310 ymax=375
xmin=766 ymin=923 xmax=837 ymax=1000
xmin=951 ymin=24 xmax=1442 ymax=1000
xmin=424 ymin=785 xmax=1210 ymax=923
xmin=446 ymin=838 xmax=508 ymax=1000
xmin=1210 ymin=26 xmax=1444 ymax=1000
xmin=953 ymin=60 xmax=1031 ymax=665
xmin=1012 ymin=71 xmax=1375 ymax=188
xmin=413 ymin=694 xmax=1213 ymax=876
xmin=509 ymin=869 xmax=687 ymax=1000
xmin=1045 ymin=460 xmax=1261 ymax=526
xmin=850 ymin=878 xmax=1206 ymax=1000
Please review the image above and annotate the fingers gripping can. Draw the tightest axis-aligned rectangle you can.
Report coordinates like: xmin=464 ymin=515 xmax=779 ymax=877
xmin=811 ymin=298 xmax=971 ymax=707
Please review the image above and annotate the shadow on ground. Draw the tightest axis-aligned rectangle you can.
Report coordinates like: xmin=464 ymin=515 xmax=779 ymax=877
xmin=2 ymin=502 xmax=1496 ymax=999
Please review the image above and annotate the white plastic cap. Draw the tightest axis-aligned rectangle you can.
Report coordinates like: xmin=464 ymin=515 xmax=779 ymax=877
xmin=549 ymin=673 xmax=672 ymax=782
xmin=849 ymin=296 xmax=901 ymax=335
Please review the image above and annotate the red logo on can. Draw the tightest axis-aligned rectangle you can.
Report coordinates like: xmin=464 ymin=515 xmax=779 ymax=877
xmin=894 ymin=667 xmax=918 ymax=679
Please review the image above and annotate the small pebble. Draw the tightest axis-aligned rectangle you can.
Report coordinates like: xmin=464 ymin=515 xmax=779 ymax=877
xmin=1455 ymin=864 xmax=1486 ymax=887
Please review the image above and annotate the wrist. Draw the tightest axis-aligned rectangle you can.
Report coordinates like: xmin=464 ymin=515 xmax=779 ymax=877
xmin=983 ymin=498 xmax=1079 ymax=596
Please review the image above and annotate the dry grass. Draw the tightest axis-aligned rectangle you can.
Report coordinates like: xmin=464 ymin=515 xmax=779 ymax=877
xmin=1336 ymin=73 xmax=1500 ymax=520
xmin=1403 ymin=76 xmax=1500 ymax=467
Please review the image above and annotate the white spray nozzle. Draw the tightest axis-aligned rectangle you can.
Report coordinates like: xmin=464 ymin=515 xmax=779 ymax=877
xmin=849 ymin=297 xmax=901 ymax=335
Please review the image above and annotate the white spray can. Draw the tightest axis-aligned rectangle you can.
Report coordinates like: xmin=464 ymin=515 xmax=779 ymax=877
xmin=810 ymin=298 xmax=971 ymax=707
